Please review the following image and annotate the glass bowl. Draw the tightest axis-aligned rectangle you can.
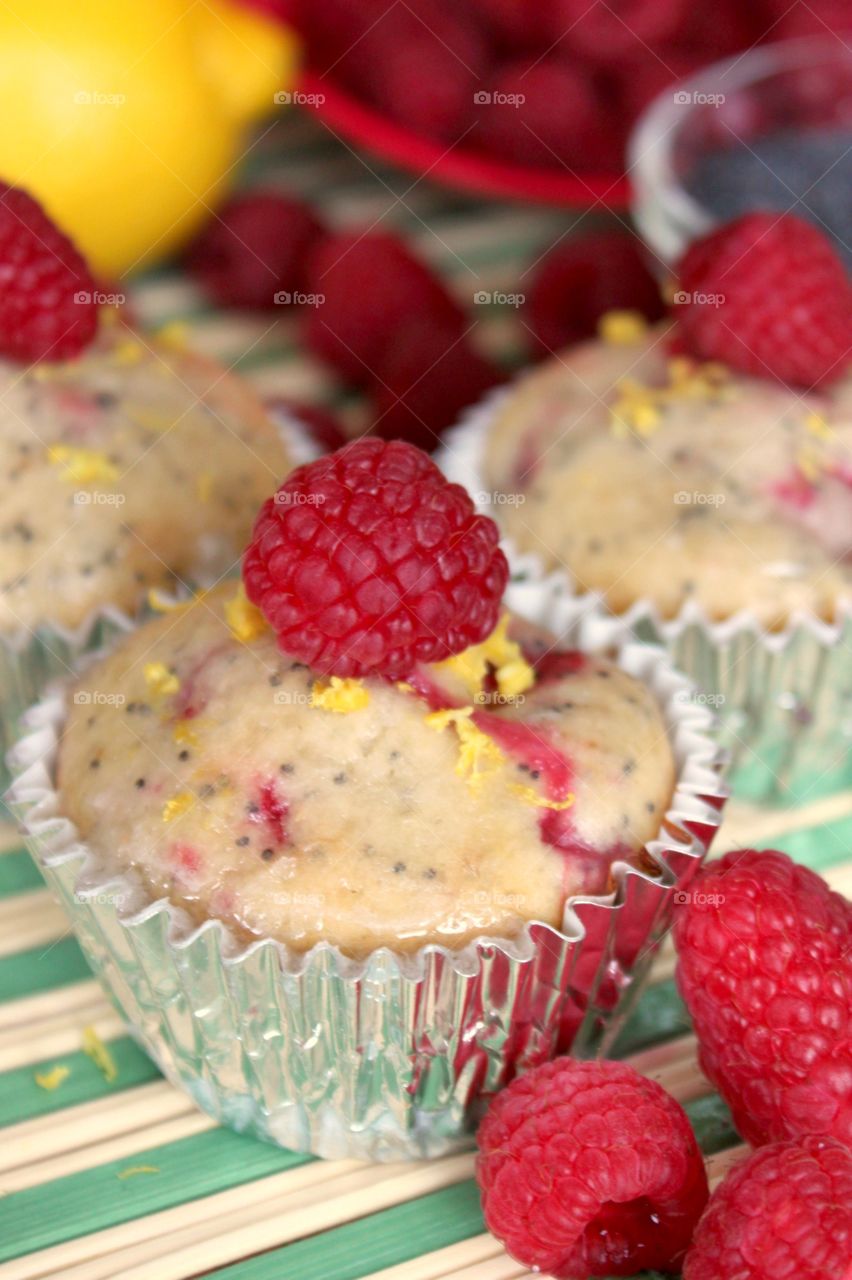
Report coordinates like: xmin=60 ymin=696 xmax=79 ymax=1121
xmin=629 ymin=36 xmax=852 ymax=266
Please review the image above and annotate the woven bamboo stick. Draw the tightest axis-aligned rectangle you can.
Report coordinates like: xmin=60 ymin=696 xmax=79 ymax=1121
xmin=0 ymin=1010 xmax=125 ymax=1073
xmin=363 ymin=1237 xmax=520 ymax=1280
xmin=0 ymin=980 xmax=104 ymax=1031
xmin=0 ymin=891 xmax=68 ymax=958
xmin=0 ymin=1082 xmax=194 ymax=1180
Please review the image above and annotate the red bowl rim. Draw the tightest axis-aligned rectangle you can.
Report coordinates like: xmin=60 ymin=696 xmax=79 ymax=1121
xmin=297 ymin=69 xmax=632 ymax=209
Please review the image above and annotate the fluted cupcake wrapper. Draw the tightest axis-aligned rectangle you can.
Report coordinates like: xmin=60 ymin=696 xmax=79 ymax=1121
xmin=7 ymin=592 xmax=725 ymax=1162
xmin=0 ymin=410 xmax=316 ymax=801
xmin=440 ymin=394 xmax=852 ymax=806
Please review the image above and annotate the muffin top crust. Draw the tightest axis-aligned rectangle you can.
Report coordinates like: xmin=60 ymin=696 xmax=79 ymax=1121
xmin=482 ymin=323 xmax=852 ymax=627
xmin=0 ymin=324 xmax=290 ymax=635
xmin=59 ymin=584 xmax=675 ymax=956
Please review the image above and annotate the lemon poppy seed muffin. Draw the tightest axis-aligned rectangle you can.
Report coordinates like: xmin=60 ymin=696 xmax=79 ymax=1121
xmin=482 ymin=323 xmax=852 ymax=628
xmin=59 ymin=584 xmax=675 ymax=957
xmin=0 ymin=324 xmax=291 ymax=634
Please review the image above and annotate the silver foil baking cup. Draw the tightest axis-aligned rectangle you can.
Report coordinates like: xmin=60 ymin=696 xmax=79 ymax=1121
xmin=0 ymin=409 xmax=316 ymax=799
xmin=7 ymin=595 xmax=725 ymax=1163
xmin=440 ymin=393 xmax=852 ymax=806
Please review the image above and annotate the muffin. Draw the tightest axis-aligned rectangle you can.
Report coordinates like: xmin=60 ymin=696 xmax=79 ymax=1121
xmin=10 ymin=440 xmax=723 ymax=1159
xmin=0 ymin=321 xmax=292 ymax=782
xmin=444 ymin=320 xmax=852 ymax=802
xmin=58 ymin=585 xmax=674 ymax=956
xmin=479 ymin=324 xmax=852 ymax=628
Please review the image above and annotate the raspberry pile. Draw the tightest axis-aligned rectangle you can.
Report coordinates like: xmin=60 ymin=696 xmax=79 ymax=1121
xmin=674 ymin=848 xmax=852 ymax=1149
xmin=242 ymin=438 xmax=508 ymax=678
xmin=683 ymin=1138 xmax=852 ymax=1280
xmin=0 ymin=183 xmax=98 ymax=362
xmin=476 ymin=1057 xmax=709 ymax=1277
xmin=289 ymin=0 xmax=795 ymax=171
xmin=673 ymin=212 xmax=852 ymax=388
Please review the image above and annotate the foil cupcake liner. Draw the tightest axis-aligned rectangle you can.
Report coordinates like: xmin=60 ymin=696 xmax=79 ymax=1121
xmin=7 ymin=595 xmax=725 ymax=1162
xmin=0 ymin=409 xmax=315 ymax=801
xmin=440 ymin=394 xmax=852 ymax=805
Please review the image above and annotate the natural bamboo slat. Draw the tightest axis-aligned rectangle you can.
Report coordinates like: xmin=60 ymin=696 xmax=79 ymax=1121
xmin=363 ymin=1237 xmax=521 ymax=1280
xmin=0 ymin=1011 xmax=125 ymax=1074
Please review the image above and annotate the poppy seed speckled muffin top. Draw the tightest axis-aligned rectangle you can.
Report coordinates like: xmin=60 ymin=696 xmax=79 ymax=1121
xmin=58 ymin=584 xmax=675 ymax=957
xmin=481 ymin=323 xmax=852 ymax=628
xmin=0 ymin=324 xmax=291 ymax=635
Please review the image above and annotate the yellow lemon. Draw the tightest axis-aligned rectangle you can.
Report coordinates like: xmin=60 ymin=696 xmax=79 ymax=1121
xmin=0 ymin=0 xmax=299 ymax=278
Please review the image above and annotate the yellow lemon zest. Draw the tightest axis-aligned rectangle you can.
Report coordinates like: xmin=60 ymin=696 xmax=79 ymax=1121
xmin=598 ymin=309 xmax=648 ymax=345
xmin=797 ymin=445 xmax=824 ymax=484
xmin=610 ymin=379 xmax=661 ymax=437
xmin=224 ymin=585 xmax=268 ymax=643
xmin=128 ymin=406 xmax=177 ymax=435
xmin=426 ymin=706 xmax=505 ymax=789
xmin=113 ymin=338 xmax=144 ymax=366
xmin=173 ymin=720 xmax=200 ymax=749
xmin=311 ymin=677 xmax=370 ymax=713
xmin=117 ymin=1165 xmax=160 ymax=1180
xmin=144 ymin=662 xmax=180 ymax=698
xmin=438 ymin=615 xmax=535 ymax=700
xmin=610 ymin=360 xmax=729 ymax=439
xmin=196 ymin=473 xmax=213 ymax=504
xmin=512 ymin=784 xmax=575 ymax=811
xmin=155 ymin=321 xmax=190 ymax=351
xmin=82 ymin=1026 xmax=118 ymax=1083
xmin=162 ymin=791 xmax=195 ymax=823
xmin=147 ymin=589 xmax=186 ymax=613
xmin=34 ymin=1064 xmax=70 ymax=1091
xmin=805 ymin=412 xmax=833 ymax=440
xmin=396 ymin=681 xmax=414 ymax=693
xmin=48 ymin=444 xmax=118 ymax=485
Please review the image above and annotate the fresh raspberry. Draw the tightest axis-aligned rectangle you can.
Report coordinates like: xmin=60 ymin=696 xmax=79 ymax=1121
xmin=674 ymin=212 xmax=852 ymax=387
xmin=549 ymin=0 xmax=686 ymax=66
xmin=612 ymin=49 xmax=704 ymax=128
xmin=773 ymin=0 xmax=852 ymax=39
xmin=371 ymin=317 xmax=503 ymax=453
xmin=186 ymin=191 xmax=325 ymax=310
xmin=476 ymin=1058 xmax=709 ymax=1278
xmin=0 ymin=182 xmax=97 ymax=362
xmin=475 ymin=57 xmax=619 ymax=172
xmin=683 ymin=1138 xmax=852 ymax=1280
xmin=526 ymin=232 xmax=664 ymax=357
xmin=467 ymin=0 xmax=555 ymax=53
xmin=674 ymin=849 xmax=852 ymax=1149
xmin=243 ymin=439 xmax=508 ymax=678
xmin=265 ymin=398 xmax=349 ymax=454
xmin=304 ymin=231 xmax=466 ymax=385
xmin=340 ymin=4 xmax=488 ymax=142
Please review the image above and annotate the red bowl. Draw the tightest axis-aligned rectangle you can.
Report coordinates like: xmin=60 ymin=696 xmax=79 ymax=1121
xmin=298 ymin=70 xmax=632 ymax=209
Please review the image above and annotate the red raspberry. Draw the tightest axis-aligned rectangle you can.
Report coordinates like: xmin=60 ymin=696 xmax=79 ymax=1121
xmin=304 ymin=231 xmax=466 ymax=385
xmin=0 ymin=182 xmax=97 ymax=362
xmin=773 ymin=0 xmax=852 ymax=39
xmin=186 ymin=191 xmax=325 ymax=310
xmin=475 ymin=57 xmax=619 ymax=172
xmin=340 ymin=4 xmax=488 ymax=142
xmin=476 ymin=1058 xmax=709 ymax=1279
xmin=683 ymin=1138 xmax=852 ymax=1280
xmin=674 ymin=212 xmax=852 ymax=388
xmin=549 ymin=0 xmax=686 ymax=66
xmin=467 ymin=0 xmax=554 ymax=53
xmin=243 ymin=439 xmax=508 ymax=678
xmin=674 ymin=849 xmax=852 ymax=1149
xmin=526 ymin=232 xmax=664 ymax=357
xmin=372 ymin=317 xmax=503 ymax=453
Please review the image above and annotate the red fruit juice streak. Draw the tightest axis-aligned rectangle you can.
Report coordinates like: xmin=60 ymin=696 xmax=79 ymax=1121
xmin=252 ymin=778 xmax=290 ymax=847
xmin=173 ymin=642 xmax=231 ymax=720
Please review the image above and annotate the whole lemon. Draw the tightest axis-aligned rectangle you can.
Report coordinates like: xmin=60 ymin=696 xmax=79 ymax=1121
xmin=0 ymin=0 xmax=298 ymax=278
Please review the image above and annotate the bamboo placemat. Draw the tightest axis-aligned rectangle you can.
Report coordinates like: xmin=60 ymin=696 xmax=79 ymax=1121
xmin=1 ymin=114 xmax=850 ymax=1279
